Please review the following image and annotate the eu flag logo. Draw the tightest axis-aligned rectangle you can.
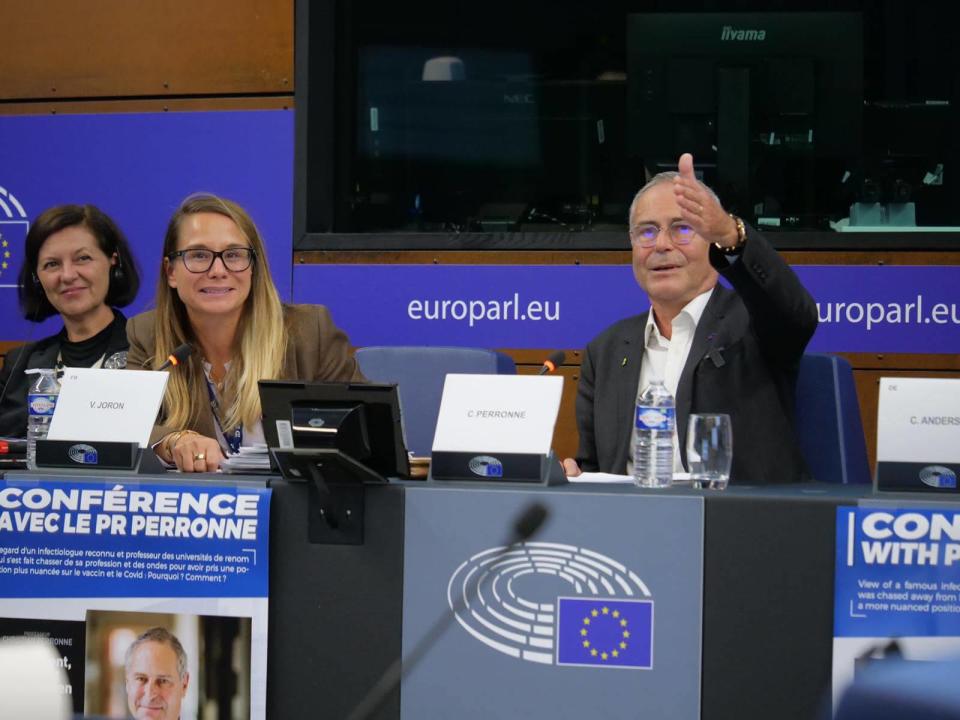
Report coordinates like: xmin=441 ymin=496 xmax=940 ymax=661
xmin=0 ymin=219 xmax=28 ymax=282
xmin=555 ymin=597 xmax=653 ymax=669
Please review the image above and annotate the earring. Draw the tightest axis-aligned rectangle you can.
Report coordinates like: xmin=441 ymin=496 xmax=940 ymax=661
xmin=31 ymin=273 xmax=40 ymax=284
xmin=111 ymin=266 xmax=124 ymax=282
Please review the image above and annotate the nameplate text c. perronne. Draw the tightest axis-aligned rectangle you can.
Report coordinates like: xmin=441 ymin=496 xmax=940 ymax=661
xmin=432 ymin=374 xmax=563 ymax=455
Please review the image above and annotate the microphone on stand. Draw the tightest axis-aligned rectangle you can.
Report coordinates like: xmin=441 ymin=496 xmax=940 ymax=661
xmin=129 ymin=342 xmax=193 ymax=475
xmin=157 ymin=343 xmax=193 ymax=371
xmin=537 ymin=350 xmax=566 ymax=376
xmin=344 ymin=502 xmax=550 ymax=720
xmin=511 ymin=503 xmax=548 ymax=540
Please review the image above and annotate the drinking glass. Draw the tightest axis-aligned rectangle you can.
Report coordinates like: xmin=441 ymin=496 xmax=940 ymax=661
xmin=686 ymin=414 xmax=733 ymax=489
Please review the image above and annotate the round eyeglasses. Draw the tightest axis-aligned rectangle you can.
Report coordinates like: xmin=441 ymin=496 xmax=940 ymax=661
xmin=167 ymin=247 xmax=255 ymax=273
xmin=629 ymin=222 xmax=696 ymax=248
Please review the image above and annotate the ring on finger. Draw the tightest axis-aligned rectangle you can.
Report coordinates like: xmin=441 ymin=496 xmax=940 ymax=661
xmin=194 ymin=452 xmax=206 ymax=461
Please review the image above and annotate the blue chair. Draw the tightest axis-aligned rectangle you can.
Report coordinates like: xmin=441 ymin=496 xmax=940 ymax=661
xmin=355 ymin=346 xmax=516 ymax=456
xmin=835 ymin=656 xmax=960 ymax=719
xmin=795 ymin=353 xmax=871 ymax=484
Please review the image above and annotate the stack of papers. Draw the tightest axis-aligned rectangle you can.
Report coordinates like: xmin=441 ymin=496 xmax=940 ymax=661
xmin=567 ymin=472 xmax=692 ymax=485
xmin=220 ymin=444 xmax=272 ymax=474
xmin=567 ymin=472 xmax=634 ymax=484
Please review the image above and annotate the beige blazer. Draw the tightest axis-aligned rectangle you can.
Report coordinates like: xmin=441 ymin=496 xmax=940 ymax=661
xmin=126 ymin=304 xmax=365 ymax=445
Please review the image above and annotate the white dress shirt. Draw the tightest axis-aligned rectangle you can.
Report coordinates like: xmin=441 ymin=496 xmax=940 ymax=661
xmin=626 ymin=288 xmax=714 ymax=475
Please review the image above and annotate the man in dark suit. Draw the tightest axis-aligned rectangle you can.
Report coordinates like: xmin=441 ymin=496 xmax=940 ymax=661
xmin=563 ymin=154 xmax=817 ymax=484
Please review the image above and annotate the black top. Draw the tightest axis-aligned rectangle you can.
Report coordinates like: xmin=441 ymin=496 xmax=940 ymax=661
xmin=58 ymin=312 xmax=125 ymax=368
xmin=0 ymin=310 xmax=130 ymax=438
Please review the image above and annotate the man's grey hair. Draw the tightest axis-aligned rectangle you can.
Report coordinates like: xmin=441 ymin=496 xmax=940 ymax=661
xmin=124 ymin=626 xmax=188 ymax=680
xmin=628 ymin=171 xmax=722 ymax=224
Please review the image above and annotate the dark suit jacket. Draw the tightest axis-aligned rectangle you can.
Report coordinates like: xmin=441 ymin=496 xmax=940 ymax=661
xmin=575 ymin=225 xmax=818 ymax=484
xmin=126 ymin=304 xmax=364 ymax=445
xmin=0 ymin=312 xmax=130 ymax=438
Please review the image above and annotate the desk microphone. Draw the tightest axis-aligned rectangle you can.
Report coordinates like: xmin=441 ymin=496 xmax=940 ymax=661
xmin=157 ymin=343 xmax=193 ymax=371
xmin=538 ymin=350 xmax=566 ymax=375
xmin=344 ymin=502 xmax=549 ymax=720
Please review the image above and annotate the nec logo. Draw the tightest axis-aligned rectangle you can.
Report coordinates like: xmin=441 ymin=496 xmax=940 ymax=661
xmin=503 ymin=93 xmax=535 ymax=105
xmin=720 ymin=25 xmax=766 ymax=41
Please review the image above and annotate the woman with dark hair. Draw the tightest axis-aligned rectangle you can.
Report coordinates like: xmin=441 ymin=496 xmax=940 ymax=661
xmin=0 ymin=204 xmax=140 ymax=437
xmin=126 ymin=193 xmax=362 ymax=472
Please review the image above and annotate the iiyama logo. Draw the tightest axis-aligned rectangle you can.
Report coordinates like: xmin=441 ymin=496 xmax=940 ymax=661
xmin=720 ymin=25 xmax=766 ymax=41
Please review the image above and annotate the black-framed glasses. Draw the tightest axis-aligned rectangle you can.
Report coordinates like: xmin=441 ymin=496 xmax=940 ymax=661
xmin=629 ymin=222 xmax=696 ymax=248
xmin=167 ymin=247 xmax=256 ymax=273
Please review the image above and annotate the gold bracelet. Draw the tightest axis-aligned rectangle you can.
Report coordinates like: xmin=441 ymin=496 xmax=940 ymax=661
xmin=161 ymin=432 xmax=181 ymax=460
xmin=714 ymin=214 xmax=747 ymax=254
xmin=163 ymin=430 xmax=198 ymax=459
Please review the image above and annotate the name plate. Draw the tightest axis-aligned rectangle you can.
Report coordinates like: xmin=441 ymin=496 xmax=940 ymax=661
xmin=432 ymin=374 xmax=563 ymax=455
xmin=48 ymin=368 xmax=168 ymax=449
xmin=876 ymin=377 xmax=960 ymax=491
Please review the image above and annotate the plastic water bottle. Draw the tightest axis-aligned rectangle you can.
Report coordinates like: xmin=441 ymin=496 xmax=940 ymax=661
xmin=633 ymin=379 xmax=675 ymax=488
xmin=26 ymin=369 xmax=60 ymax=470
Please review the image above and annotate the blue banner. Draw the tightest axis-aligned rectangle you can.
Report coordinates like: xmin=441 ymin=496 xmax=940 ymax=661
xmin=0 ymin=110 xmax=294 ymax=341
xmin=293 ymin=264 xmax=960 ymax=352
xmin=802 ymin=266 xmax=960 ymax=354
xmin=0 ymin=478 xmax=270 ymax=598
xmin=835 ymin=507 xmax=960 ymax=637
xmin=295 ymin=264 xmax=634 ymax=349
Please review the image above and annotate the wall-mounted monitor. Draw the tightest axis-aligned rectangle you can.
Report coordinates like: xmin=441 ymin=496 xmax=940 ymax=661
xmin=627 ymin=12 xmax=863 ymax=229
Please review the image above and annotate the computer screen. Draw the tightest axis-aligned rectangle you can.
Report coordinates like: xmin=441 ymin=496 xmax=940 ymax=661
xmin=627 ymin=11 xmax=863 ymax=229
xmin=258 ymin=381 xmax=410 ymax=481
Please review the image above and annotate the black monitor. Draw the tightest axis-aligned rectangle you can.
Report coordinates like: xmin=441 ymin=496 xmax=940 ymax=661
xmin=345 ymin=44 xmax=622 ymax=234
xmin=258 ymin=380 xmax=410 ymax=483
xmin=627 ymin=12 xmax=863 ymax=229
xmin=259 ymin=380 xmax=411 ymax=544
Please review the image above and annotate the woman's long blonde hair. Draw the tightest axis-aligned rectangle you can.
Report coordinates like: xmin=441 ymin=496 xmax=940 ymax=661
xmin=152 ymin=193 xmax=288 ymax=433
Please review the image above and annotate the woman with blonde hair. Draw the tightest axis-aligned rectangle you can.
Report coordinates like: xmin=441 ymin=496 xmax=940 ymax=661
xmin=126 ymin=193 xmax=362 ymax=472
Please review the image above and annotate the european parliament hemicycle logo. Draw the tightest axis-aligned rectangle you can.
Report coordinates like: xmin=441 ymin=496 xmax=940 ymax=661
xmin=447 ymin=542 xmax=653 ymax=669
xmin=0 ymin=185 xmax=28 ymax=284
xmin=67 ymin=443 xmax=99 ymax=465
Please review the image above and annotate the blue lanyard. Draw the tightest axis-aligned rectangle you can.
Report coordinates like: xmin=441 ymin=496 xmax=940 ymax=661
xmin=205 ymin=379 xmax=242 ymax=454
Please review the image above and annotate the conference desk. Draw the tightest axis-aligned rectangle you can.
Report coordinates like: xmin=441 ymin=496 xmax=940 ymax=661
xmin=267 ymin=479 xmax=908 ymax=720
xmin=3 ymin=472 xmax=955 ymax=719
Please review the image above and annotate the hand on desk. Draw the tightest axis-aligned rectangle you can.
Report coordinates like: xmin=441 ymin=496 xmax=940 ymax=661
xmin=167 ymin=432 xmax=224 ymax=473
xmin=561 ymin=457 xmax=581 ymax=478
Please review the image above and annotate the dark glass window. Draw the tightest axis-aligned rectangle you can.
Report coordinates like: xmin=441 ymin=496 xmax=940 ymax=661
xmin=304 ymin=1 xmax=959 ymax=244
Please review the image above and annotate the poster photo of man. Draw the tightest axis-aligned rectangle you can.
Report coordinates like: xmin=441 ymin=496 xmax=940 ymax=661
xmin=84 ymin=610 xmax=251 ymax=719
